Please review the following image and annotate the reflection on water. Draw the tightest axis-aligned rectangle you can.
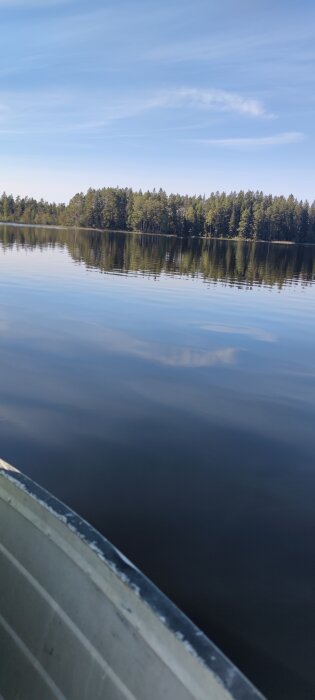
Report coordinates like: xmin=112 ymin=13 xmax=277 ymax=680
xmin=1 ymin=225 xmax=315 ymax=700
xmin=1 ymin=223 xmax=315 ymax=287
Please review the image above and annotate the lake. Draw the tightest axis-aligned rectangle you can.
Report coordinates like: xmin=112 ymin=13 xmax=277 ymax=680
xmin=1 ymin=224 xmax=315 ymax=700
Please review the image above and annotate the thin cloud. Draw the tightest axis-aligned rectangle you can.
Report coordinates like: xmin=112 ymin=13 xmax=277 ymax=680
xmin=146 ymin=24 xmax=315 ymax=64
xmin=0 ymin=86 xmax=270 ymax=138
xmin=194 ymin=132 xmax=304 ymax=148
xmin=149 ymin=88 xmax=268 ymax=118
xmin=0 ymin=0 xmax=73 ymax=5
xmin=72 ymin=88 xmax=270 ymax=127
xmin=83 ymin=88 xmax=269 ymax=124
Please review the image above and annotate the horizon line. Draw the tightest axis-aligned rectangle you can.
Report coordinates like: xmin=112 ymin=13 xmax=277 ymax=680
xmin=0 ymin=185 xmax=313 ymax=206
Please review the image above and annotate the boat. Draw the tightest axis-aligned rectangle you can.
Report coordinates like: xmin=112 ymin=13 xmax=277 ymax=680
xmin=0 ymin=459 xmax=265 ymax=700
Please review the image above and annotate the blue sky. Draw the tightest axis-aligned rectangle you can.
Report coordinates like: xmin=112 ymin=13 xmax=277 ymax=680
xmin=0 ymin=0 xmax=314 ymax=202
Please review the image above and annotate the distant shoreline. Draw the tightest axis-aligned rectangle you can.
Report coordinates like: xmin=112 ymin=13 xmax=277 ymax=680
xmin=0 ymin=187 xmax=314 ymax=244
xmin=0 ymin=221 xmax=315 ymax=246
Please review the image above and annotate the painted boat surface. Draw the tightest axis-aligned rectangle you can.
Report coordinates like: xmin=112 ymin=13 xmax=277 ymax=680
xmin=0 ymin=459 xmax=266 ymax=700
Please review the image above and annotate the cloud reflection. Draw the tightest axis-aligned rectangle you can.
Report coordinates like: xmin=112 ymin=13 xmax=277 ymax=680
xmin=98 ymin=328 xmax=237 ymax=367
xmin=137 ymin=344 xmax=236 ymax=367
xmin=200 ymin=323 xmax=276 ymax=343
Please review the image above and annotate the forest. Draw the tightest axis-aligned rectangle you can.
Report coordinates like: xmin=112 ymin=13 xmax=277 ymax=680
xmin=0 ymin=187 xmax=314 ymax=243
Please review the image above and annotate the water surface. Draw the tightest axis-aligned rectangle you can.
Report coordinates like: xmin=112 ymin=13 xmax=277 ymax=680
xmin=1 ymin=225 xmax=315 ymax=700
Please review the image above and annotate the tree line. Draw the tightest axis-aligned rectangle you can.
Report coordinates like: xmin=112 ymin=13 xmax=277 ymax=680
xmin=0 ymin=187 xmax=314 ymax=242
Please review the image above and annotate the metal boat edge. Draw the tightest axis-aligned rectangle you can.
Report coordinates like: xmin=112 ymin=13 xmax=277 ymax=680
xmin=0 ymin=459 xmax=266 ymax=700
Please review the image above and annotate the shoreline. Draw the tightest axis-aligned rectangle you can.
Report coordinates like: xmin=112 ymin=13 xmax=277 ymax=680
xmin=0 ymin=221 xmax=314 ymax=246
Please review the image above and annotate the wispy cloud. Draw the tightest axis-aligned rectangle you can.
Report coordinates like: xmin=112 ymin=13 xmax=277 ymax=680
xmin=0 ymin=0 xmax=73 ymax=6
xmin=74 ymin=88 xmax=269 ymax=127
xmin=146 ymin=24 xmax=315 ymax=64
xmin=0 ymin=85 xmax=271 ymax=139
xmin=193 ymin=132 xmax=305 ymax=148
xmin=148 ymin=88 xmax=269 ymax=118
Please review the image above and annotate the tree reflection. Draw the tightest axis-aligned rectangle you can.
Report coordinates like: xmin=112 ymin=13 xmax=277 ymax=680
xmin=0 ymin=225 xmax=314 ymax=289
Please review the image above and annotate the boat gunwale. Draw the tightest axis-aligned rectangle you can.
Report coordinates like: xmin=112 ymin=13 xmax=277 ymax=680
xmin=0 ymin=461 xmax=265 ymax=700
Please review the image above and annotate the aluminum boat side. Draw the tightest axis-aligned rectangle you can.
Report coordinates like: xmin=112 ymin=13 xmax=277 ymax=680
xmin=0 ymin=459 xmax=265 ymax=700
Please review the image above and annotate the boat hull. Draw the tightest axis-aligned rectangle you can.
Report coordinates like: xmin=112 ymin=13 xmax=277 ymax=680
xmin=0 ymin=460 xmax=265 ymax=700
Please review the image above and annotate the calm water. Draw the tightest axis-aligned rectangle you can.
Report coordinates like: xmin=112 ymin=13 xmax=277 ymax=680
xmin=1 ymin=224 xmax=315 ymax=700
